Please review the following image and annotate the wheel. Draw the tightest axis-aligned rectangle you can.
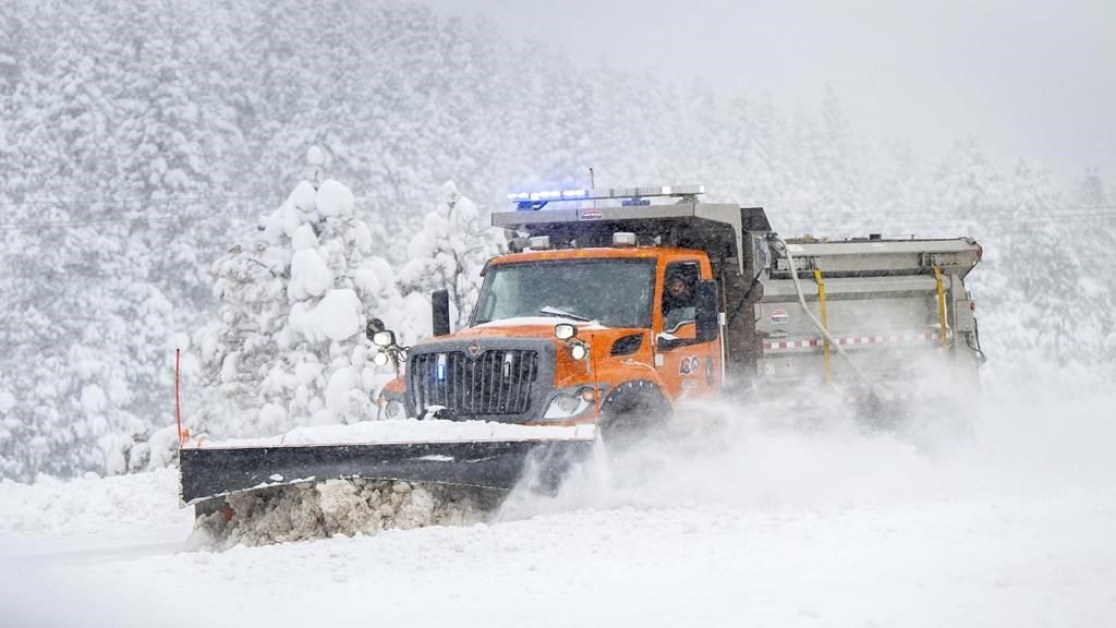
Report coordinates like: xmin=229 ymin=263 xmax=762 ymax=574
xmin=598 ymin=380 xmax=670 ymax=449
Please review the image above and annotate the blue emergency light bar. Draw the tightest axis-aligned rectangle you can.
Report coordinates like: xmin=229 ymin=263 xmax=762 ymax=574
xmin=506 ymin=189 xmax=588 ymax=203
xmin=507 ymin=185 xmax=703 ymax=210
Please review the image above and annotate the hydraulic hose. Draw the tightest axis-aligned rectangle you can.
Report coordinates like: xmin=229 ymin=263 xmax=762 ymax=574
xmin=770 ymin=236 xmax=884 ymax=398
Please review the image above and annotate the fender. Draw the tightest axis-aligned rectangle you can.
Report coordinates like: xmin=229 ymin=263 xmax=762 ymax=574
xmin=598 ymin=379 xmax=671 ymax=444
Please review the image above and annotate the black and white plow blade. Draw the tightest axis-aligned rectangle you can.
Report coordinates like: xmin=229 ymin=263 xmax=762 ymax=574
xmin=179 ymin=438 xmax=595 ymax=505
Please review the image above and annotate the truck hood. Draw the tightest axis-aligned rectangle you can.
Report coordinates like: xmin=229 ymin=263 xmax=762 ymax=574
xmin=428 ymin=317 xmax=623 ymax=343
xmin=412 ymin=318 xmax=649 ymax=358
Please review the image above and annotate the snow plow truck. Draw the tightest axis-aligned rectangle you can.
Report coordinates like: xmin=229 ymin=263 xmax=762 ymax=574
xmin=181 ymin=185 xmax=985 ymax=543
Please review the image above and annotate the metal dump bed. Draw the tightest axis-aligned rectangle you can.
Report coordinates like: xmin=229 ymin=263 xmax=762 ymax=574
xmin=743 ymin=236 xmax=984 ymax=403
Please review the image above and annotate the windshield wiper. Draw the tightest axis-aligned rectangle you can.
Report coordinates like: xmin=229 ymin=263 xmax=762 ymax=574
xmin=538 ymin=306 xmax=592 ymax=322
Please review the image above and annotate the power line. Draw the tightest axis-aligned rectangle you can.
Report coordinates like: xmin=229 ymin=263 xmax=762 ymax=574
xmin=788 ymin=206 xmax=1116 ymax=218
xmin=0 ymin=212 xmax=255 ymax=232
xmin=0 ymin=203 xmax=1111 ymax=233
xmin=0 ymin=194 xmax=259 ymax=209
xmin=0 ymin=193 xmax=393 ymax=231
xmin=0 ymin=197 xmax=261 ymax=231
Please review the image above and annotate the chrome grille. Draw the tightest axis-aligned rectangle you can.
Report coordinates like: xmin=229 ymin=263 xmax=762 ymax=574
xmin=409 ymin=349 xmax=539 ymax=416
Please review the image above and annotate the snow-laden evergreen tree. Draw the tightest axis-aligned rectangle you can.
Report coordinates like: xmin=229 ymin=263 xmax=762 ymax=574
xmin=722 ymin=94 xmax=785 ymax=216
xmin=192 ymin=165 xmax=401 ymax=438
xmin=397 ymin=181 xmax=500 ymax=328
xmin=810 ymin=87 xmax=867 ymax=232
xmin=1071 ymin=169 xmax=1116 ymax=371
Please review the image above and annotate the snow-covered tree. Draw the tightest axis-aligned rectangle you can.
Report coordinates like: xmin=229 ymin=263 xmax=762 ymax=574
xmin=192 ymin=169 xmax=400 ymax=438
xmin=398 ymin=181 xmax=500 ymax=329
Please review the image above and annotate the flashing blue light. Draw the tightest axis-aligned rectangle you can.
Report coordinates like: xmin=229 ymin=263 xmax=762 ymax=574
xmin=508 ymin=189 xmax=587 ymax=202
xmin=508 ymin=187 xmax=592 ymax=210
xmin=508 ymin=184 xmax=702 ymax=207
xmin=529 ymin=190 xmax=562 ymax=201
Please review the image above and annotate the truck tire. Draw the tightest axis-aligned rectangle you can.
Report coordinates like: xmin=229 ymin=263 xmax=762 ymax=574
xmin=599 ymin=381 xmax=670 ymax=449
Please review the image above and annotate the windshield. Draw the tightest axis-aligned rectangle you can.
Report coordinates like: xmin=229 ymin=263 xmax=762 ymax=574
xmin=472 ymin=259 xmax=656 ymax=328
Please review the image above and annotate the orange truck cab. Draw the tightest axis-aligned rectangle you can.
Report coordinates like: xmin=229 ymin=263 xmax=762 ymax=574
xmin=372 ymin=185 xmax=984 ymax=436
xmin=376 ymin=244 xmax=722 ymax=437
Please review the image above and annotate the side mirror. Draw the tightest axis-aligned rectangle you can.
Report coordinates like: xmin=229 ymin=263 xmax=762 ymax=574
xmin=656 ymin=334 xmax=681 ymax=352
xmin=432 ymin=289 xmax=451 ymax=337
xmin=365 ymin=318 xmax=385 ymax=341
xmin=695 ymin=280 xmax=719 ymax=342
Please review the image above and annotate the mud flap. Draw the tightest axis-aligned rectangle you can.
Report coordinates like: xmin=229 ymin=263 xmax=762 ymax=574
xmin=180 ymin=438 xmax=596 ymax=506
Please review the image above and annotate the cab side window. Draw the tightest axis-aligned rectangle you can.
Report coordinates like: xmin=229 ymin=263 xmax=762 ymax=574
xmin=661 ymin=262 xmax=700 ymax=332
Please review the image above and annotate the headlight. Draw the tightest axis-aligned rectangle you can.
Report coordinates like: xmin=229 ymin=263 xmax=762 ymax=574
xmin=384 ymin=400 xmax=405 ymax=420
xmin=378 ymin=395 xmax=406 ymax=420
xmin=570 ymin=341 xmax=588 ymax=361
xmin=372 ymin=351 xmax=390 ymax=366
xmin=555 ymin=323 xmax=577 ymax=340
xmin=542 ymin=387 xmax=596 ymax=421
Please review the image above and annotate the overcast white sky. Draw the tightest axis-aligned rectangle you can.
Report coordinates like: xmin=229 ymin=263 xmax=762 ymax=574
xmin=424 ymin=0 xmax=1115 ymax=185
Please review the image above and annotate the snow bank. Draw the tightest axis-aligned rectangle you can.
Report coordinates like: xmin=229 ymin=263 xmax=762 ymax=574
xmin=0 ymin=467 xmax=189 ymax=537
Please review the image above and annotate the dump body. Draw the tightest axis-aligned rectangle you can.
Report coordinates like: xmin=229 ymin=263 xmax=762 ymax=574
xmin=742 ymin=237 xmax=983 ymax=404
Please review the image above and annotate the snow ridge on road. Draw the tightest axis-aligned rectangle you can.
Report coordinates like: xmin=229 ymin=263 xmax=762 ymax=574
xmin=0 ymin=467 xmax=190 ymax=538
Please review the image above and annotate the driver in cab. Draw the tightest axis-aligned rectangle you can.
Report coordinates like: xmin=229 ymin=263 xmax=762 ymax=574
xmin=662 ymin=267 xmax=697 ymax=332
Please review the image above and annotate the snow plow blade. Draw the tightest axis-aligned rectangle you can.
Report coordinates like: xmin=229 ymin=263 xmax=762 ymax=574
xmin=180 ymin=438 xmax=595 ymax=506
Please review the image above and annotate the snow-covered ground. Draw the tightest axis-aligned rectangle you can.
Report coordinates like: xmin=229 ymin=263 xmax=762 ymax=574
xmin=2 ymin=377 xmax=1114 ymax=627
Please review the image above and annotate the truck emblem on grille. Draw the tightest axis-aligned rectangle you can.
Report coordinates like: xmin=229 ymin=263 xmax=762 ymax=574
xmin=436 ymin=353 xmax=447 ymax=381
xmin=502 ymin=353 xmax=514 ymax=378
xmin=467 ymin=341 xmax=482 ymax=358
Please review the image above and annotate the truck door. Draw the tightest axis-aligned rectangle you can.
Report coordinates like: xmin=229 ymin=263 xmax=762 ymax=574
xmin=655 ymin=261 xmax=721 ymax=400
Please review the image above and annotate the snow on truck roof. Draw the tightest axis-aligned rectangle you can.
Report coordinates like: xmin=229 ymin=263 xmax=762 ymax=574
xmin=488 ymin=246 xmax=696 ymax=264
xmin=493 ymin=196 xmax=770 ymax=275
xmin=493 ymin=186 xmax=982 ymax=278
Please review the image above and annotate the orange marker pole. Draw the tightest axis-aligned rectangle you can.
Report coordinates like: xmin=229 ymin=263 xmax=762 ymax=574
xmin=175 ymin=348 xmax=184 ymax=446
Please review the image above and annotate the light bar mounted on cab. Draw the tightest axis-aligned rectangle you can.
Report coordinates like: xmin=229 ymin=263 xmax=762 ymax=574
xmin=507 ymin=185 xmax=704 ymax=211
